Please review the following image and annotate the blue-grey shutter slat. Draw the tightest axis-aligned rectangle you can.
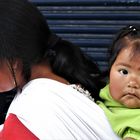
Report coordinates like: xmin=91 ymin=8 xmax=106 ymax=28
xmin=30 ymin=0 xmax=140 ymax=71
xmin=31 ymin=0 xmax=140 ymax=6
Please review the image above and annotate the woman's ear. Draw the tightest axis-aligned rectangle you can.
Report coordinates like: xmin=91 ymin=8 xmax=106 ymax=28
xmin=13 ymin=61 xmax=18 ymax=70
xmin=12 ymin=59 xmax=22 ymax=70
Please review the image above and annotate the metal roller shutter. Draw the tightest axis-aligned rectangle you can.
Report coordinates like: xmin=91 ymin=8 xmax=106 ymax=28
xmin=31 ymin=0 xmax=140 ymax=71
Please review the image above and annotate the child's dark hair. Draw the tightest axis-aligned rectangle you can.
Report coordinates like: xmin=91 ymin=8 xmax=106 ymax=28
xmin=108 ymin=25 xmax=140 ymax=72
xmin=0 ymin=0 xmax=104 ymax=100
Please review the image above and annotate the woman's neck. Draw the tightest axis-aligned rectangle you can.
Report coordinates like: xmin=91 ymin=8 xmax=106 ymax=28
xmin=30 ymin=64 xmax=69 ymax=85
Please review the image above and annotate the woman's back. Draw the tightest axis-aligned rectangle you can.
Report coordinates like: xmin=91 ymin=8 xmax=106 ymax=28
xmin=7 ymin=78 xmax=120 ymax=140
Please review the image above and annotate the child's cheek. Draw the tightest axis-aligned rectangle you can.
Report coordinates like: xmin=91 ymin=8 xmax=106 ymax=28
xmin=109 ymin=72 xmax=124 ymax=101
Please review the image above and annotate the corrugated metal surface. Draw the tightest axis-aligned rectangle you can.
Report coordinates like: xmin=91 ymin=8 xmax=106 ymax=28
xmin=31 ymin=0 xmax=140 ymax=71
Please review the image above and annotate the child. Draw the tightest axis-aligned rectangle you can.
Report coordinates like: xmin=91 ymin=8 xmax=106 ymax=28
xmin=97 ymin=25 xmax=140 ymax=140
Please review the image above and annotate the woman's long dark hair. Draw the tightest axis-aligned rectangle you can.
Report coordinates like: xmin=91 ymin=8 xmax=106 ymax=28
xmin=45 ymin=34 xmax=105 ymax=100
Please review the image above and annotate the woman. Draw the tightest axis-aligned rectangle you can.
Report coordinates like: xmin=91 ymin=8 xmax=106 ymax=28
xmin=0 ymin=0 xmax=120 ymax=139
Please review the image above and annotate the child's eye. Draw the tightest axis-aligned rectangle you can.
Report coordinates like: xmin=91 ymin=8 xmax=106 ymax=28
xmin=119 ymin=69 xmax=128 ymax=75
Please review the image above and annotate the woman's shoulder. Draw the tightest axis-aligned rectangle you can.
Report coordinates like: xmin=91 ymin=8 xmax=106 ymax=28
xmin=23 ymin=78 xmax=67 ymax=90
xmin=21 ymin=78 xmax=69 ymax=97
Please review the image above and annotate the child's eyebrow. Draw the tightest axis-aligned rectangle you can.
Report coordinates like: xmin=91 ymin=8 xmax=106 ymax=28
xmin=115 ymin=62 xmax=131 ymax=68
xmin=116 ymin=62 xmax=140 ymax=70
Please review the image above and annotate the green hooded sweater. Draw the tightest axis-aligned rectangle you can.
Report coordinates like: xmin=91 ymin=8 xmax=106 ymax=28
xmin=97 ymin=85 xmax=140 ymax=140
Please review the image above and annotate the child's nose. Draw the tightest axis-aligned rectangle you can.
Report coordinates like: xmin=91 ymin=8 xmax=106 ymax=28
xmin=127 ymin=81 xmax=139 ymax=88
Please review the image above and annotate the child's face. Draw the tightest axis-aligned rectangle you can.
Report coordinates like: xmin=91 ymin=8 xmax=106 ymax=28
xmin=109 ymin=47 xmax=140 ymax=108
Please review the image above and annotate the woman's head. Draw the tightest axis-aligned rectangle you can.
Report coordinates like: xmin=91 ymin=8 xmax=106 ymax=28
xmin=0 ymin=0 xmax=52 ymax=83
xmin=45 ymin=35 xmax=104 ymax=99
xmin=109 ymin=25 xmax=140 ymax=108
xmin=0 ymin=0 xmax=56 ymax=92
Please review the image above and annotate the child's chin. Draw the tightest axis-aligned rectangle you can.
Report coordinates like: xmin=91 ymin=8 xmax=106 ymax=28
xmin=123 ymin=99 xmax=140 ymax=109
